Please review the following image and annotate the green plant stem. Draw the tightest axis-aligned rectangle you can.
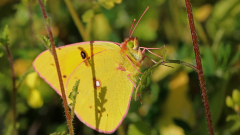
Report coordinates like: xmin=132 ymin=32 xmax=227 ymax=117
xmin=185 ymin=0 xmax=214 ymax=135
xmin=37 ymin=0 xmax=74 ymax=135
xmin=64 ymin=0 xmax=88 ymax=41
xmin=4 ymin=45 xmax=17 ymax=135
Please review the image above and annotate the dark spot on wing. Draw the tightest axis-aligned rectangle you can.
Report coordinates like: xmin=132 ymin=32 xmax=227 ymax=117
xmin=63 ymin=75 xmax=67 ymax=78
xmin=50 ymin=63 xmax=55 ymax=66
xmin=77 ymin=47 xmax=88 ymax=57
xmin=77 ymin=47 xmax=90 ymax=66
xmin=81 ymin=51 xmax=86 ymax=59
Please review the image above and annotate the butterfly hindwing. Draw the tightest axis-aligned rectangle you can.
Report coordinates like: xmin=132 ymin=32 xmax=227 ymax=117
xmin=66 ymin=50 xmax=134 ymax=133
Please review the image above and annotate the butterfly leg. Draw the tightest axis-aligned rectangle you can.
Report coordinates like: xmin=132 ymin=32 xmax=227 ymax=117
xmin=144 ymin=85 xmax=153 ymax=98
xmin=136 ymin=86 xmax=153 ymax=105
xmin=141 ymin=55 xmax=157 ymax=63
xmin=139 ymin=46 xmax=165 ymax=58
xmin=127 ymin=74 xmax=136 ymax=88
xmin=126 ymin=55 xmax=143 ymax=74
xmin=128 ymin=74 xmax=143 ymax=104
xmin=137 ymin=77 xmax=153 ymax=100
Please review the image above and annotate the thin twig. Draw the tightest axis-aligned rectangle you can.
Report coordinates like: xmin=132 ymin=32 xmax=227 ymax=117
xmin=4 ymin=45 xmax=17 ymax=135
xmin=184 ymin=0 xmax=214 ymax=135
xmin=64 ymin=0 xmax=88 ymax=41
xmin=37 ymin=0 xmax=74 ymax=135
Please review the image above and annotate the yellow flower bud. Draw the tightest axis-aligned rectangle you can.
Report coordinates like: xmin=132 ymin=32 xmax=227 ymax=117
xmin=232 ymin=89 xmax=240 ymax=104
xmin=26 ymin=72 xmax=39 ymax=88
xmin=27 ymin=89 xmax=43 ymax=109
xmin=226 ymin=96 xmax=234 ymax=108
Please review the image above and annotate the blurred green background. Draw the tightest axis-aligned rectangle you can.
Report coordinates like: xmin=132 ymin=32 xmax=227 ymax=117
xmin=0 ymin=0 xmax=240 ymax=135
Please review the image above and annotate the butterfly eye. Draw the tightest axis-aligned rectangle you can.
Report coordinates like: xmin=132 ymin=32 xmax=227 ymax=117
xmin=81 ymin=51 xmax=86 ymax=59
xmin=127 ymin=41 xmax=134 ymax=48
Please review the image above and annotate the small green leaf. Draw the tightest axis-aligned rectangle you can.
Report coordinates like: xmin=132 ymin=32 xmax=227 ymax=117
xmin=0 ymin=25 xmax=9 ymax=46
xmin=3 ymin=25 xmax=9 ymax=41
xmin=68 ymin=79 xmax=80 ymax=119
xmin=226 ymin=114 xmax=240 ymax=122
xmin=37 ymin=35 xmax=52 ymax=51
xmin=82 ymin=9 xmax=94 ymax=23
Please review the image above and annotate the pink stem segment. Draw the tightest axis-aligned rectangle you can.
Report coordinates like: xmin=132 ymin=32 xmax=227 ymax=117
xmin=185 ymin=0 xmax=214 ymax=135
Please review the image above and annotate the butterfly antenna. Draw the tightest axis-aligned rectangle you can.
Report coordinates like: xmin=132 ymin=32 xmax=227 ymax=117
xmin=129 ymin=19 xmax=136 ymax=39
xmin=130 ymin=6 xmax=149 ymax=37
xmin=144 ymin=85 xmax=153 ymax=98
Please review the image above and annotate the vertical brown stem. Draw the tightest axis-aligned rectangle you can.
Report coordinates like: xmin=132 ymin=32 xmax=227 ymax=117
xmin=5 ymin=46 xmax=17 ymax=135
xmin=37 ymin=0 xmax=74 ymax=135
xmin=184 ymin=0 xmax=214 ymax=135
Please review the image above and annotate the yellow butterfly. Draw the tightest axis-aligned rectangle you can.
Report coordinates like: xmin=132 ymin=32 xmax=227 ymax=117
xmin=33 ymin=7 xmax=163 ymax=133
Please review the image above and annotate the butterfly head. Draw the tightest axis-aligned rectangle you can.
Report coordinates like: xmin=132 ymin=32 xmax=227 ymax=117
xmin=120 ymin=7 xmax=148 ymax=60
xmin=126 ymin=37 xmax=139 ymax=50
